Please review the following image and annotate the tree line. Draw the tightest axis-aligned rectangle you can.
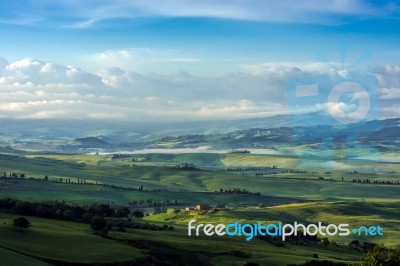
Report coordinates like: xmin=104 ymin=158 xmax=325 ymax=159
xmin=0 ymin=198 xmax=130 ymax=223
xmin=352 ymin=178 xmax=400 ymax=185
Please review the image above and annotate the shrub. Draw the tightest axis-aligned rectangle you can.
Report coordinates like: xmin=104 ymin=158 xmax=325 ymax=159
xmin=13 ymin=217 xmax=30 ymax=229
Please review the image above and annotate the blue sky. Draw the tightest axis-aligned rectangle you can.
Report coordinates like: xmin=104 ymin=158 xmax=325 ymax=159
xmin=0 ymin=0 xmax=399 ymax=121
xmin=1 ymin=0 xmax=400 ymax=72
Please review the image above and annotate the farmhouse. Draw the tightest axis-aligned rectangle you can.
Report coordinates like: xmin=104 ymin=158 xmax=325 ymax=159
xmin=194 ymin=204 xmax=210 ymax=211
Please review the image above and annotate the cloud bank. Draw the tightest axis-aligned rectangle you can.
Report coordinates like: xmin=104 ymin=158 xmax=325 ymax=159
xmin=0 ymin=56 xmax=399 ymax=121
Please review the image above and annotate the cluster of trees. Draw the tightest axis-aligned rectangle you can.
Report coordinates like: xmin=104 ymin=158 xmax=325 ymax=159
xmin=111 ymin=154 xmax=148 ymax=162
xmin=226 ymin=166 xmax=277 ymax=172
xmin=229 ymin=150 xmax=250 ymax=154
xmin=52 ymin=177 xmax=90 ymax=184
xmin=256 ymin=169 xmax=318 ymax=176
xmin=0 ymin=198 xmax=167 ymax=234
xmin=0 ymin=198 xmax=130 ymax=224
xmin=1 ymin=171 xmax=94 ymax=185
xmin=13 ymin=217 xmax=30 ymax=229
xmin=90 ymin=211 xmax=171 ymax=232
xmin=273 ymin=237 xmax=400 ymax=266
xmin=150 ymin=188 xmax=189 ymax=192
xmin=217 ymin=188 xmax=260 ymax=196
xmin=108 ymin=218 xmax=174 ymax=231
xmin=111 ymin=154 xmax=130 ymax=159
xmin=255 ymin=229 xmax=356 ymax=249
xmin=255 ymin=172 xmax=278 ymax=176
xmin=257 ymin=230 xmax=400 ymax=266
xmin=349 ymin=240 xmax=377 ymax=251
xmin=2 ymin=172 xmax=189 ymax=195
xmin=2 ymin=172 xmax=26 ymax=178
xmin=175 ymin=163 xmax=199 ymax=170
xmin=361 ymin=244 xmax=400 ymax=266
xmin=281 ymin=169 xmax=311 ymax=174
xmin=138 ymin=185 xmax=189 ymax=193
xmin=352 ymin=178 xmax=400 ymax=185
xmin=291 ymin=260 xmax=348 ymax=266
xmin=129 ymin=199 xmax=181 ymax=207
xmin=129 ymin=157 xmax=147 ymax=162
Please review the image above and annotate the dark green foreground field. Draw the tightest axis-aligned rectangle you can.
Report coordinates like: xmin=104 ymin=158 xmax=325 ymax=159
xmin=0 ymin=212 xmax=362 ymax=266
xmin=0 ymin=151 xmax=399 ymax=265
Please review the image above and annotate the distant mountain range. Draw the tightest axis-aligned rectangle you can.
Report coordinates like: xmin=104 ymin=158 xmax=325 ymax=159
xmin=0 ymin=111 xmax=356 ymax=139
xmin=0 ymin=114 xmax=399 ymax=153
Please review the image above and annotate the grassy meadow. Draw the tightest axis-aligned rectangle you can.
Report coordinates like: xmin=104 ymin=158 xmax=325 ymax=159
xmin=0 ymin=151 xmax=399 ymax=265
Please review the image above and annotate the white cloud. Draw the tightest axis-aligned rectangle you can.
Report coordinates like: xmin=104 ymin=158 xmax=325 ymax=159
xmin=2 ymin=58 xmax=104 ymax=89
xmin=86 ymin=48 xmax=200 ymax=72
xmin=373 ymin=65 xmax=400 ymax=101
xmin=23 ymin=110 xmax=68 ymax=119
xmin=380 ymin=87 xmax=400 ymax=99
xmin=87 ymin=112 xmax=125 ymax=119
xmin=380 ymin=105 xmax=400 ymax=117
xmin=197 ymin=100 xmax=287 ymax=119
xmin=0 ymin=56 xmax=399 ymax=121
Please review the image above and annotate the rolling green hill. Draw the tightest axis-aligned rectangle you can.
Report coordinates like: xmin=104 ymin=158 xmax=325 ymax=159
xmin=0 ymin=215 xmax=142 ymax=264
xmin=0 ymin=151 xmax=398 ymax=265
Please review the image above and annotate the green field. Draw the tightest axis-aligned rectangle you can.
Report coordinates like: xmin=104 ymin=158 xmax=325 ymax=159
xmin=0 ymin=213 xmax=363 ymax=266
xmin=0 ymin=151 xmax=399 ymax=265
xmin=0 ymin=214 xmax=143 ymax=264
xmin=2 ymin=153 xmax=400 ymax=202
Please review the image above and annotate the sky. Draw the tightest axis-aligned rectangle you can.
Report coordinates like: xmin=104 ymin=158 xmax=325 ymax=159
xmin=0 ymin=0 xmax=399 ymax=122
